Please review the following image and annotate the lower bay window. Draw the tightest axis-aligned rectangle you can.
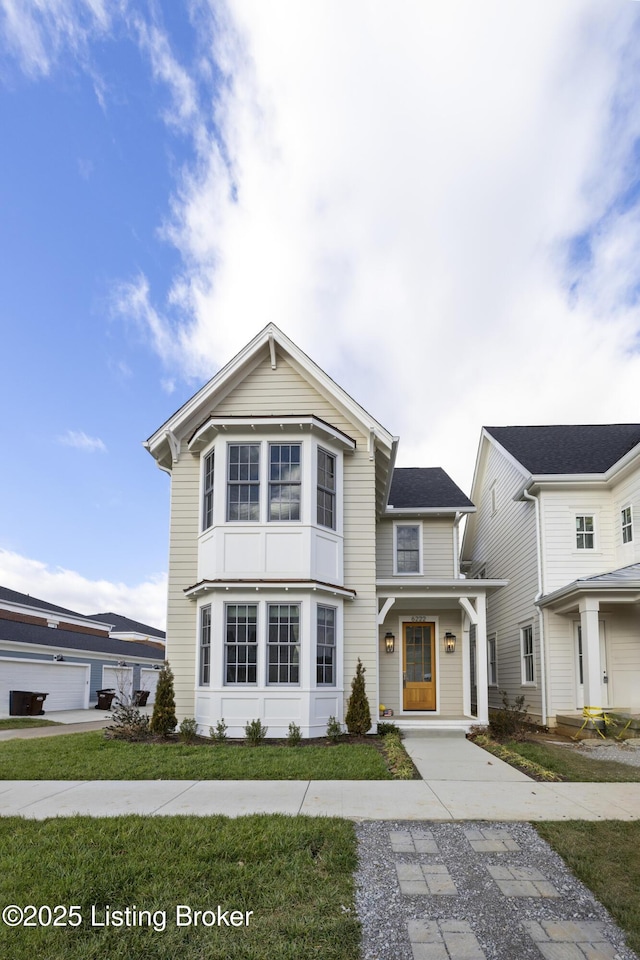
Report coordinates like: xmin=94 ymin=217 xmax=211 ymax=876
xmin=225 ymin=604 xmax=258 ymax=683
xmin=316 ymin=605 xmax=336 ymax=685
xmin=267 ymin=604 xmax=300 ymax=684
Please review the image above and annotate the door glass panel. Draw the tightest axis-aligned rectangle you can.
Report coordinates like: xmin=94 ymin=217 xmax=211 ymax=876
xmin=405 ymin=626 xmax=432 ymax=682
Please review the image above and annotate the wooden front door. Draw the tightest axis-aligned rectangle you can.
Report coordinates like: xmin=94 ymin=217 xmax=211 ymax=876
xmin=403 ymin=622 xmax=436 ymax=711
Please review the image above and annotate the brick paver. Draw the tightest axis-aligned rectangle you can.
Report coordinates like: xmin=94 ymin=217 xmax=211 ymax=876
xmin=463 ymin=827 xmax=520 ymax=852
xmin=396 ymin=862 xmax=457 ymax=896
xmin=523 ymin=920 xmax=619 ymax=960
xmin=486 ymin=864 xmax=559 ymax=897
xmin=391 ymin=829 xmax=440 ymax=854
xmin=408 ymin=920 xmax=486 ymax=960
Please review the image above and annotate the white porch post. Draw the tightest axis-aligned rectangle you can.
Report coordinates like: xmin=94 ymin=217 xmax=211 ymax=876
xmin=474 ymin=594 xmax=489 ymax=725
xmin=579 ymin=596 xmax=602 ymax=710
xmin=461 ymin=614 xmax=471 ymax=717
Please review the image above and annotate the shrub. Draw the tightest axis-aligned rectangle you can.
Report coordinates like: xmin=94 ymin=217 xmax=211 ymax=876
xmin=149 ymin=662 xmax=178 ymax=737
xmin=105 ymin=703 xmax=150 ymax=741
xmin=378 ymin=721 xmax=401 ymax=738
xmin=179 ymin=717 xmax=198 ymax=744
xmin=244 ymin=718 xmax=268 ymax=745
xmin=381 ymin=730 xmax=415 ymax=779
xmin=326 ymin=716 xmax=343 ymax=743
xmin=287 ymin=722 xmax=302 ymax=746
xmin=489 ymin=691 xmax=531 ymax=741
xmin=345 ymin=658 xmax=372 ymax=735
xmin=209 ymin=719 xmax=228 ymax=743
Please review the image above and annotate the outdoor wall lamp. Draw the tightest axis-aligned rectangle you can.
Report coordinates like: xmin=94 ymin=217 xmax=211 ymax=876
xmin=52 ymin=654 xmax=64 ymax=661
xmin=444 ymin=632 xmax=457 ymax=654
xmin=117 ymin=660 xmax=127 ymax=667
xmin=384 ymin=632 xmax=395 ymax=654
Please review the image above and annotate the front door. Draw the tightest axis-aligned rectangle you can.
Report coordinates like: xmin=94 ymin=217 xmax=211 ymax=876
xmin=403 ymin=622 xmax=436 ymax=711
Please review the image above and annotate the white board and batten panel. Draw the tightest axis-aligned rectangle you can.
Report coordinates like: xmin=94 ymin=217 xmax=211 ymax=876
xmin=0 ymin=658 xmax=90 ymax=712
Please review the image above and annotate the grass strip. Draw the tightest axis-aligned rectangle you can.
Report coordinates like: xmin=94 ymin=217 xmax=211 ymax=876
xmin=536 ymin=822 xmax=640 ymax=956
xmin=0 ymin=718 xmax=61 ymax=730
xmin=0 ymin=815 xmax=359 ymax=960
xmin=0 ymin=730 xmax=393 ymax=780
xmin=380 ymin=731 xmax=417 ymax=779
xmin=472 ymin=735 xmax=562 ymax=780
xmin=505 ymin=739 xmax=640 ymax=783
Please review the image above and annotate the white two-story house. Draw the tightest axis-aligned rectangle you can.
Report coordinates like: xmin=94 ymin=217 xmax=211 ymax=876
xmin=462 ymin=425 xmax=640 ymax=731
xmin=145 ymin=324 xmax=504 ymax=737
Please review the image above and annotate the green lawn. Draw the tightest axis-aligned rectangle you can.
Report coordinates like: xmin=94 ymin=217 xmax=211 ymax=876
xmin=0 ymin=718 xmax=61 ymax=730
xmin=0 ymin=731 xmax=394 ymax=780
xmin=537 ymin=822 xmax=640 ymax=956
xmin=505 ymin=739 xmax=640 ymax=782
xmin=0 ymin=815 xmax=359 ymax=960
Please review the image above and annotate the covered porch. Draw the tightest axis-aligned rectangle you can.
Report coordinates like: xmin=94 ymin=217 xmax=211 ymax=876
xmin=375 ymin=579 xmax=506 ymax=732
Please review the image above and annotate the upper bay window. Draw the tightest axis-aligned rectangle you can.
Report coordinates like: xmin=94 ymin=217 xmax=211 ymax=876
xmin=576 ymin=515 xmax=594 ymax=550
xmin=317 ymin=448 xmax=336 ymax=529
xmin=227 ymin=444 xmax=260 ymax=521
xmin=395 ymin=524 xmax=421 ymax=574
xmin=269 ymin=444 xmax=301 ymax=521
xmin=202 ymin=449 xmax=215 ymax=531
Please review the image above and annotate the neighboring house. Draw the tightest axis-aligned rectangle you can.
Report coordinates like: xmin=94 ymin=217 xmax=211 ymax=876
xmin=86 ymin=612 xmax=166 ymax=648
xmin=461 ymin=424 xmax=640 ymax=730
xmin=0 ymin=586 xmax=165 ymax=713
xmin=145 ymin=324 xmax=505 ymax=737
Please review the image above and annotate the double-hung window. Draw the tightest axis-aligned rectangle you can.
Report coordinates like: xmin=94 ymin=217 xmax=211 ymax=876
xmin=269 ymin=444 xmax=301 ymax=521
xmin=317 ymin=448 xmax=336 ymax=529
xmin=576 ymin=515 xmax=594 ymax=549
xmin=316 ymin=605 xmax=336 ymax=685
xmin=202 ymin=450 xmax=215 ymax=530
xmin=227 ymin=444 xmax=260 ymax=521
xmin=395 ymin=524 xmax=421 ymax=574
xmin=487 ymin=634 xmax=497 ymax=686
xmin=200 ymin=605 xmax=211 ymax=686
xmin=622 ymin=506 xmax=633 ymax=544
xmin=521 ymin=625 xmax=534 ymax=683
xmin=267 ymin=604 xmax=300 ymax=684
xmin=225 ymin=604 xmax=257 ymax=683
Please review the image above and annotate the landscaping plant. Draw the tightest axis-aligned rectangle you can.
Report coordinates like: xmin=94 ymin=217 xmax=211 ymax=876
xmin=149 ymin=662 xmax=178 ymax=736
xmin=179 ymin=717 xmax=198 ymax=744
xmin=104 ymin=702 xmax=150 ymax=741
xmin=287 ymin=722 xmax=302 ymax=746
xmin=488 ymin=690 xmax=531 ymax=741
xmin=244 ymin=718 xmax=268 ymax=745
xmin=345 ymin=658 xmax=372 ymax=735
xmin=326 ymin=716 xmax=343 ymax=742
xmin=209 ymin=718 xmax=228 ymax=743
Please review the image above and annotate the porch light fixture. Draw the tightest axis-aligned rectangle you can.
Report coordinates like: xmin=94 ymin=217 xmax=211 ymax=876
xmin=384 ymin=632 xmax=395 ymax=654
xmin=444 ymin=632 xmax=457 ymax=654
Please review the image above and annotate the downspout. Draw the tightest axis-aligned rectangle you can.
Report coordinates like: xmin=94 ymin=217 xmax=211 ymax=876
xmin=522 ymin=487 xmax=547 ymax=726
xmin=453 ymin=512 xmax=462 ymax=577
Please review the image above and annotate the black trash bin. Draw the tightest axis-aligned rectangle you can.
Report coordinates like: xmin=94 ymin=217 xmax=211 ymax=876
xmin=9 ymin=691 xmax=47 ymax=716
xmin=95 ymin=689 xmax=116 ymax=710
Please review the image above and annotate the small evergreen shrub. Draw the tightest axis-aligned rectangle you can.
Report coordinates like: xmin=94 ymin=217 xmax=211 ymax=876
xmin=345 ymin=658 xmax=372 ymax=735
xmin=287 ymin=722 xmax=302 ymax=746
xmin=244 ymin=718 xmax=268 ymax=745
xmin=149 ymin=662 xmax=178 ymax=737
xmin=179 ymin=717 xmax=198 ymax=744
xmin=378 ymin=721 xmax=401 ymax=737
xmin=489 ymin=691 xmax=531 ymax=741
xmin=104 ymin=702 xmax=150 ymax=741
xmin=326 ymin=716 xmax=343 ymax=742
xmin=209 ymin=719 xmax=228 ymax=743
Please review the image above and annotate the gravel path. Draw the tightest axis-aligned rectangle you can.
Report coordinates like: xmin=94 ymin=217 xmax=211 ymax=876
xmin=561 ymin=739 xmax=640 ymax=769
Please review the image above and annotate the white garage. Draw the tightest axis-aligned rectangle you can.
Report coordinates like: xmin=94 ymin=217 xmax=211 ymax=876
xmin=139 ymin=667 xmax=160 ymax=704
xmin=102 ymin=665 xmax=134 ymax=704
xmin=0 ymin=658 xmax=90 ymax=712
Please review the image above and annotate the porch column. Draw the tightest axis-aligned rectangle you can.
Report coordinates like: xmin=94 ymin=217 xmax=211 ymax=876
xmin=461 ymin=614 xmax=471 ymax=717
xmin=579 ymin=596 xmax=602 ymax=710
xmin=474 ymin=594 xmax=489 ymax=725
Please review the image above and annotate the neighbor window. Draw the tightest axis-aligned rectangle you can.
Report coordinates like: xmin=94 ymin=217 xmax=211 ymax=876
xmin=269 ymin=444 xmax=301 ymax=521
xmin=202 ymin=449 xmax=215 ymax=530
xmin=622 ymin=506 xmax=633 ymax=544
xmin=199 ymin=605 xmax=211 ymax=686
xmin=395 ymin=524 xmax=421 ymax=574
xmin=317 ymin=448 xmax=336 ymax=529
xmin=576 ymin=515 xmax=594 ymax=549
xmin=487 ymin=635 xmax=497 ymax=686
xmin=267 ymin=604 xmax=300 ymax=684
xmin=521 ymin=625 xmax=534 ymax=684
xmin=316 ymin=605 xmax=336 ymax=686
xmin=227 ymin=444 xmax=260 ymax=521
xmin=225 ymin=604 xmax=257 ymax=683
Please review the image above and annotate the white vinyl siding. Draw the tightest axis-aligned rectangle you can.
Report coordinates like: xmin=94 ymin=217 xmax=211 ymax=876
xmin=377 ymin=518 xmax=456 ymax=580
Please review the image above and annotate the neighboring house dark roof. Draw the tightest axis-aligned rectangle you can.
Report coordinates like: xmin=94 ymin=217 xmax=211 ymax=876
xmin=485 ymin=425 xmax=640 ymax=475
xmin=87 ymin=612 xmax=165 ymax=640
xmin=0 ymin=617 xmax=164 ymax=661
xmin=0 ymin=585 xmax=85 ymax=618
xmin=388 ymin=468 xmax=474 ymax=509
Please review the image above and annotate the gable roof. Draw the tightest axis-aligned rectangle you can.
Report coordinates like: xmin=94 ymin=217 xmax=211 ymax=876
xmin=87 ymin=612 xmax=165 ymax=640
xmin=485 ymin=425 xmax=640 ymax=475
xmin=0 ymin=617 xmax=164 ymax=660
xmin=387 ymin=468 xmax=474 ymax=511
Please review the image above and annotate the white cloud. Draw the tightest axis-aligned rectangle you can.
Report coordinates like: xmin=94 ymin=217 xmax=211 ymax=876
xmin=0 ymin=549 xmax=167 ymax=630
xmin=58 ymin=430 xmax=107 ymax=453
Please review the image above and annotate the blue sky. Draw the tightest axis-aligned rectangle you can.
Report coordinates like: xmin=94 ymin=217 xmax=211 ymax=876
xmin=2 ymin=1 xmax=640 ymax=628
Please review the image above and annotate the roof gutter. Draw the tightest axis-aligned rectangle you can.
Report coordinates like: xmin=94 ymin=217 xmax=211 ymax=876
xmin=522 ymin=484 xmax=547 ymax=726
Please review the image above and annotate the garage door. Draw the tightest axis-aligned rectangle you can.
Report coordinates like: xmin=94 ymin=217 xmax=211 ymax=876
xmin=139 ymin=668 xmax=160 ymax=704
xmin=102 ymin=665 xmax=134 ymax=704
xmin=0 ymin=658 xmax=90 ymax=713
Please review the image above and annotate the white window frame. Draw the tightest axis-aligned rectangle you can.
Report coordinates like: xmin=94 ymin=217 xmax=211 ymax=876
xmin=316 ymin=604 xmax=336 ymax=687
xmin=487 ymin=633 xmax=498 ymax=687
xmin=316 ymin=446 xmax=337 ymax=530
xmin=520 ymin=624 xmax=535 ymax=685
xmin=202 ymin=448 xmax=215 ymax=531
xmin=226 ymin=443 xmax=261 ymax=522
xmin=621 ymin=505 xmax=633 ymax=544
xmin=268 ymin=442 xmax=302 ymax=522
xmin=575 ymin=514 xmax=595 ymax=550
xmin=393 ymin=522 xmax=423 ymax=575
xmin=224 ymin=603 xmax=258 ymax=684
xmin=199 ymin=604 xmax=211 ymax=686
xmin=266 ymin=603 xmax=301 ymax=685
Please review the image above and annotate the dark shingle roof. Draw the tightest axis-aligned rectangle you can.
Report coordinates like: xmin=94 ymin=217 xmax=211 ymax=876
xmin=0 ymin=585 xmax=85 ymax=618
xmin=0 ymin=617 xmax=164 ymax=660
xmin=486 ymin=425 xmax=640 ymax=475
xmin=87 ymin=613 xmax=165 ymax=640
xmin=388 ymin=468 xmax=474 ymax=510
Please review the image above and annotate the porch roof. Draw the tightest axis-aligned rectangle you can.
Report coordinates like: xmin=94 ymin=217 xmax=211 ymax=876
xmin=538 ymin=563 xmax=640 ymax=612
xmin=376 ymin=578 xmax=508 ymax=598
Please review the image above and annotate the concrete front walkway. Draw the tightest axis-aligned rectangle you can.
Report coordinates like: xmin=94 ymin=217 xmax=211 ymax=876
xmin=1 ymin=733 xmax=639 ymax=820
